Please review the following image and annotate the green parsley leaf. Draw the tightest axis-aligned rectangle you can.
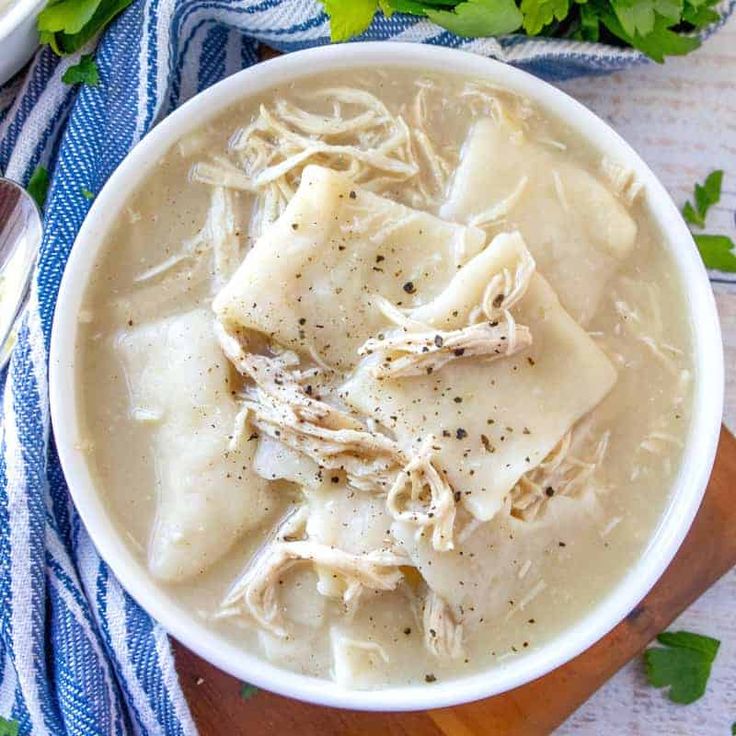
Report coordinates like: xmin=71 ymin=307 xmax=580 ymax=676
xmin=384 ymin=0 xmax=424 ymax=14
xmin=577 ymin=2 xmax=602 ymax=40
xmin=427 ymin=0 xmax=523 ymax=36
xmin=644 ymin=630 xmax=720 ymax=704
xmin=685 ymin=0 xmax=711 ymax=11
xmin=0 ymin=716 xmax=19 ymax=736
xmin=657 ymin=630 xmax=720 ymax=657
xmin=601 ymin=10 xmax=700 ymax=62
xmin=682 ymin=201 xmax=701 ymax=227
xmin=682 ymin=169 xmax=723 ymax=228
xmin=378 ymin=0 xmax=395 ymax=17
xmin=38 ymin=0 xmax=134 ymax=55
xmin=731 ymin=722 xmax=735 ymax=735
xmin=27 ymin=165 xmax=50 ymax=210
xmin=681 ymin=0 xmax=720 ymax=25
xmin=521 ymin=0 xmax=569 ymax=35
xmin=693 ymin=234 xmax=736 ymax=272
xmin=240 ymin=682 xmax=259 ymax=700
xmin=682 ymin=0 xmax=720 ymax=27
xmin=81 ymin=187 xmax=95 ymax=200
xmin=612 ymin=0 xmax=682 ymax=37
xmin=38 ymin=0 xmax=102 ymax=35
xmin=62 ymin=54 xmax=99 ymax=86
xmin=321 ymin=0 xmax=378 ymax=42
xmin=387 ymin=0 xmax=455 ymax=15
xmin=612 ymin=0 xmax=656 ymax=36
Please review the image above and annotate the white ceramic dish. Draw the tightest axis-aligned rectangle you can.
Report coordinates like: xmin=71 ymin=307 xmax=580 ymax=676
xmin=49 ymin=43 xmax=724 ymax=711
xmin=0 ymin=0 xmax=44 ymax=84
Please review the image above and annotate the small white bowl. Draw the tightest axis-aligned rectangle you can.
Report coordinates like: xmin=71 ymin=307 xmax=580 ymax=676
xmin=0 ymin=0 xmax=45 ymax=85
xmin=49 ymin=43 xmax=724 ymax=711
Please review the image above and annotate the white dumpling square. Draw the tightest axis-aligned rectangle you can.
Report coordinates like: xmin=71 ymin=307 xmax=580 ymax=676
xmin=116 ymin=309 xmax=273 ymax=582
xmin=391 ymin=487 xmax=602 ymax=630
xmin=213 ymin=164 xmax=486 ymax=369
xmin=441 ymin=117 xmax=637 ymax=324
xmin=342 ymin=234 xmax=617 ymax=521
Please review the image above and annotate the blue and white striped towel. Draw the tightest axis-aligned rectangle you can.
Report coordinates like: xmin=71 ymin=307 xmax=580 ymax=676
xmin=0 ymin=1 xmax=733 ymax=734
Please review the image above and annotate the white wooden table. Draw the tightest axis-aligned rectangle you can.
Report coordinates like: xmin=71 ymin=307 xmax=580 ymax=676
xmin=557 ymin=19 xmax=736 ymax=734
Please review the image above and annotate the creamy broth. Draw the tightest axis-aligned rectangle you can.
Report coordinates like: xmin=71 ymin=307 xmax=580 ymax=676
xmin=77 ymin=69 xmax=692 ymax=687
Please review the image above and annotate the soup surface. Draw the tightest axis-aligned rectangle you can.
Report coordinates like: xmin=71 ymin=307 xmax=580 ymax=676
xmin=78 ymin=68 xmax=692 ymax=688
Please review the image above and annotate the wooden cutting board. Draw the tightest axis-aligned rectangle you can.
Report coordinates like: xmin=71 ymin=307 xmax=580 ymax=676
xmin=172 ymin=427 xmax=736 ymax=735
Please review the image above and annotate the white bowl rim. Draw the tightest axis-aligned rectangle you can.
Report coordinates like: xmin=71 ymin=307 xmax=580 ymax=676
xmin=49 ymin=42 xmax=724 ymax=712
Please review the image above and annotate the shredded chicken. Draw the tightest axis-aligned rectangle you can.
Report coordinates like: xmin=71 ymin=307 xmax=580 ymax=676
xmin=193 ymin=87 xmax=424 ymax=235
xmin=552 ymin=170 xmax=570 ymax=212
xmin=133 ymin=187 xmax=240 ymax=288
xmin=218 ymin=540 xmax=408 ymax=637
xmin=131 ymin=407 xmax=162 ymax=423
xmin=217 ymin=322 xmax=463 ymax=548
xmin=387 ymin=437 xmax=457 ymax=552
xmin=401 ymin=81 xmax=454 ymax=207
xmin=357 ymin=244 xmax=535 ymax=379
xmin=359 ymin=314 xmax=531 ymax=379
xmin=242 ymin=397 xmax=400 ymax=492
xmin=459 ymin=81 xmax=533 ymax=124
xmin=640 ymin=430 xmax=684 ymax=455
xmin=639 ymin=412 xmax=686 ymax=457
xmin=240 ymin=361 xmax=459 ymax=547
xmin=191 ymin=157 xmax=254 ymax=192
xmin=477 ymin=244 xmax=536 ymax=317
xmin=468 ymin=175 xmax=528 ymax=228
xmin=217 ymin=325 xmax=400 ymax=489
xmin=330 ymin=630 xmax=391 ymax=686
xmin=601 ymin=156 xmax=643 ymax=206
xmin=600 ymin=515 xmax=623 ymax=538
xmin=519 ymin=580 xmax=547 ymax=610
xmin=231 ymin=351 xmax=400 ymax=492
xmin=422 ymin=590 xmax=464 ymax=659
xmin=510 ymin=430 xmax=610 ymax=522
xmin=333 ymin=634 xmax=390 ymax=662
xmin=613 ymin=285 xmax=684 ymax=376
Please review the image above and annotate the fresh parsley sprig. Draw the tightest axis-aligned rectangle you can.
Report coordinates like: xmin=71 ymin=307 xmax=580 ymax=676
xmin=37 ymin=0 xmax=134 ymax=86
xmin=27 ymin=165 xmax=50 ymax=210
xmin=37 ymin=0 xmax=133 ymax=55
xmin=61 ymin=53 xmax=100 ymax=86
xmin=0 ymin=716 xmax=19 ymax=736
xmin=427 ymin=0 xmax=524 ymax=37
xmin=320 ymin=0 xmax=719 ymax=61
xmin=682 ymin=170 xmax=736 ymax=273
xmin=683 ymin=169 xmax=722 ymax=228
xmin=644 ymin=630 xmax=720 ymax=704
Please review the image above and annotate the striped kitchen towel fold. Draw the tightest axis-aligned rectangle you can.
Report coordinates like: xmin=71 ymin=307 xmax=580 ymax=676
xmin=0 ymin=1 xmax=733 ymax=734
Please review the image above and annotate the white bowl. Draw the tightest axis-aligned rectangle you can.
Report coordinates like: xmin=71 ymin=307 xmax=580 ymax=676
xmin=0 ymin=0 xmax=44 ymax=84
xmin=49 ymin=43 xmax=724 ymax=711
